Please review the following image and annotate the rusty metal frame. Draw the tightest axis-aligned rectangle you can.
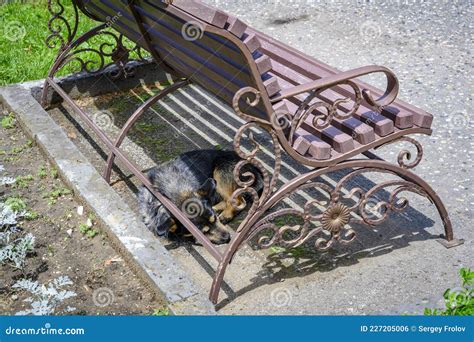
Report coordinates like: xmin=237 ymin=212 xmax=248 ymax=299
xmin=42 ymin=0 xmax=464 ymax=306
xmin=205 ymin=88 xmax=465 ymax=303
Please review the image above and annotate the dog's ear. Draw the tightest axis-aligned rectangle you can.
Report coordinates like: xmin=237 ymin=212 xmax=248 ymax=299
xmin=197 ymin=178 xmax=216 ymax=197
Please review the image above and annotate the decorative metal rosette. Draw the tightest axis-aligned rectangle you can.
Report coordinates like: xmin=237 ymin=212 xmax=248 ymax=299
xmin=321 ymin=203 xmax=351 ymax=233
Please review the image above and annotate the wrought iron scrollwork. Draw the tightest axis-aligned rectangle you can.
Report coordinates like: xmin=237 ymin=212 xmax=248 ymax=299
xmin=231 ymin=86 xmax=431 ymax=253
xmin=59 ymin=31 xmax=134 ymax=79
xmin=290 ymin=80 xmax=362 ymax=139
xmin=374 ymin=136 xmax=423 ymax=169
xmin=45 ymin=0 xmax=151 ymax=80
xmin=239 ymin=165 xmax=430 ymax=252
xmin=231 ymin=87 xmax=284 ymax=233
xmin=268 ymin=66 xmax=400 ymax=151
xmin=46 ymin=0 xmax=79 ymax=50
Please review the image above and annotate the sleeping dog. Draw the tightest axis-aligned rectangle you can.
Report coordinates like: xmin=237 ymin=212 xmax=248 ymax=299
xmin=138 ymin=149 xmax=262 ymax=244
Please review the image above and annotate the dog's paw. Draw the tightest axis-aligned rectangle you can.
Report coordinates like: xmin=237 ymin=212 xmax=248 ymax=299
xmin=212 ymin=202 xmax=226 ymax=213
xmin=217 ymin=213 xmax=232 ymax=224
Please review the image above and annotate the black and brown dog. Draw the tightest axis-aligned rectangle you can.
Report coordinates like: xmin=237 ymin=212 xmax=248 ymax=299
xmin=138 ymin=150 xmax=262 ymax=244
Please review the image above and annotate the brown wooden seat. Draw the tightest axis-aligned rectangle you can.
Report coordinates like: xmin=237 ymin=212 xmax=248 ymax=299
xmin=77 ymin=0 xmax=433 ymax=166
xmin=42 ymin=0 xmax=463 ymax=306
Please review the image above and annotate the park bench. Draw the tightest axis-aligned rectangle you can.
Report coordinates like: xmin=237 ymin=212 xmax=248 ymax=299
xmin=42 ymin=0 xmax=463 ymax=304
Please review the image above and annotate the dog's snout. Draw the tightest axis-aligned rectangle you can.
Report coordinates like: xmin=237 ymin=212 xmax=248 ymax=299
xmin=221 ymin=230 xmax=231 ymax=243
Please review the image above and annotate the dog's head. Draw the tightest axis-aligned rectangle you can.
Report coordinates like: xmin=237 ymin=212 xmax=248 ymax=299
xmin=180 ymin=178 xmax=230 ymax=244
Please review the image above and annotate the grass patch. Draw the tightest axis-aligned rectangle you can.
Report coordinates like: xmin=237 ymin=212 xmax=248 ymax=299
xmin=79 ymin=223 xmax=98 ymax=238
xmin=1 ymin=113 xmax=15 ymax=129
xmin=14 ymin=175 xmax=34 ymax=188
xmin=151 ymin=307 xmax=170 ymax=316
xmin=50 ymin=168 xmax=59 ymax=179
xmin=24 ymin=210 xmax=40 ymax=221
xmin=0 ymin=1 xmax=148 ymax=86
xmin=4 ymin=196 xmax=39 ymax=221
xmin=6 ymin=139 xmax=33 ymax=156
xmin=43 ymin=186 xmax=72 ymax=205
xmin=5 ymin=196 xmax=27 ymax=212
xmin=37 ymin=165 xmax=47 ymax=179
xmin=0 ymin=1 xmax=97 ymax=85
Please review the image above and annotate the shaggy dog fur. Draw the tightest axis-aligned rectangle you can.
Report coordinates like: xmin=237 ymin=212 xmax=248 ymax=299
xmin=138 ymin=149 xmax=262 ymax=244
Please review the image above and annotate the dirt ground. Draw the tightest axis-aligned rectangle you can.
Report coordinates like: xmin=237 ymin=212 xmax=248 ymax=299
xmin=0 ymin=108 xmax=167 ymax=315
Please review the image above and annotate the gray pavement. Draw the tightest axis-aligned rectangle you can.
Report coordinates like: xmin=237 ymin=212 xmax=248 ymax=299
xmin=200 ymin=0 xmax=473 ymax=313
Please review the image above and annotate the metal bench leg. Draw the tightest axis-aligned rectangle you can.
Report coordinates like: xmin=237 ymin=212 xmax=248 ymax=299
xmin=103 ymin=79 xmax=189 ymax=183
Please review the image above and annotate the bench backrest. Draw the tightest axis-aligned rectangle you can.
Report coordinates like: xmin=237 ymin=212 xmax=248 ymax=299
xmin=76 ymin=0 xmax=276 ymax=122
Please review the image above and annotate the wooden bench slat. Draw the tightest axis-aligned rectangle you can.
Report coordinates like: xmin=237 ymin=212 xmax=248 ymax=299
xmin=136 ymin=1 xmax=249 ymax=72
xmin=140 ymin=0 xmax=249 ymax=63
xmin=317 ymin=89 xmax=394 ymax=137
xmin=263 ymin=77 xmax=281 ymax=97
xmin=242 ymin=32 xmax=262 ymax=53
xmin=255 ymin=55 xmax=272 ymax=74
xmin=294 ymin=129 xmax=332 ymax=160
xmin=255 ymin=31 xmax=433 ymax=128
xmin=292 ymin=132 xmax=311 ymax=155
xmin=276 ymin=100 xmax=354 ymax=154
xmin=225 ymin=16 xmax=248 ymax=39
xmin=112 ymin=7 xmax=244 ymax=92
xmin=269 ymin=59 xmax=408 ymax=131
xmin=332 ymin=117 xmax=375 ymax=145
xmin=88 ymin=0 xmax=270 ymax=120
xmin=274 ymin=77 xmax=376 ymax=146
xmin=380 ymin=106 xmax=414 ymax=128
xmin=171 ymin=0 xmax=228 ymax=28
xmin=268 ymin=60 xmax=390 ymax=136
xmin=273 ymin=101 xmax=332 ymax=159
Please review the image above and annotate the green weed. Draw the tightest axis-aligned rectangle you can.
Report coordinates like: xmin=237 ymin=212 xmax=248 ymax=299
xmin=424 ymin=268 xmax=473 ymax=315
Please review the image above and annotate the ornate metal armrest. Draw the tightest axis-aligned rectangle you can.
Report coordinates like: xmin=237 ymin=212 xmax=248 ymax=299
xmin=270 ymin=65 xmax=399 ymax=109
